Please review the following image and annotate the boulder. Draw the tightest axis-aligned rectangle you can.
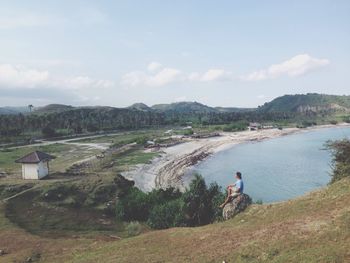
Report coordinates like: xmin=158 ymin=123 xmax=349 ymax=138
xmin=222 ymin=193 xmax=252 ymax=220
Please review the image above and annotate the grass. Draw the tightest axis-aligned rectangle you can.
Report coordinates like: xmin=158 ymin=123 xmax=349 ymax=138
xmin=66 ymin=177 xmax=350 ymax=263
xmin=0 ymin=177 xmax=349 ymax=262
xmin=70 ymin=129 xmax=166 ymax=144
xmin=0 ymin=143 xmax=99 ymax=177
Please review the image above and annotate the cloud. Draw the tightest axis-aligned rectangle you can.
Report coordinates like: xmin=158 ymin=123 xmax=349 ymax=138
xmin=242 ymin=54 xmax=330 ymax=81
xmin=0 ymin=14 xmax=51 ymax=30
xmin=189 ymin=69 xmax=232 ymax=82
xmin=122 ymin=64 xmax=233 ymax=88
xmin=122 ymin=67 xmax=182 ymax=88
xmin=147 ymin=62 xmax=162 ymax=72
xmin=0 ymin=64 xmax=49 ymax=88
xmin=0 ymin=63 xmax=114 ymax=92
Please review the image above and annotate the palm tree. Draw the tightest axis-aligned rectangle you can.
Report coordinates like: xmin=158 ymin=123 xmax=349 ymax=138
xmin=28 ymin=104 xmax=34 ymax=112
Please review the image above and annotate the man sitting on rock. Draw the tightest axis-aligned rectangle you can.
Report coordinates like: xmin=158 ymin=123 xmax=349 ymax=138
xmin=219 ymin=171 xmax=244 ymax=208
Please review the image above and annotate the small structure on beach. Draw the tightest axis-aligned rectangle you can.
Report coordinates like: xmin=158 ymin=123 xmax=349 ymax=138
xmin=249 ymin=122 xmax=262 ymax=131
xmin=15 ymin=151 xmax=55 ymax=180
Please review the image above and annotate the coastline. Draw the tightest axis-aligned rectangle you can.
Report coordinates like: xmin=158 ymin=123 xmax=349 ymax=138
xmin=122 ymin=123 xmax=350 ymax=191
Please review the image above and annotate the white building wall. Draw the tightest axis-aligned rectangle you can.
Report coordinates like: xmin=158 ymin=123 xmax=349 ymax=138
xmin=37 ymin=161 xmax=49 ymax=179
xmin=22 ymin=163 xmax=39 ymax=179
xmin=22 ymin=161 xmax=49 ymax=179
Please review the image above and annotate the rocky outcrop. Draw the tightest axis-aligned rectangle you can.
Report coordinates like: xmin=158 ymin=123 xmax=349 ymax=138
xmin=222 ymin=193 xmax=252 ymax=220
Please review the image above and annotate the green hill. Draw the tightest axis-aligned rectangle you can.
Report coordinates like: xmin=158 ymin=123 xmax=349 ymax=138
xmin=259 ymin=93 xmax=350 ymax=113
xmin=151 ymin=101 xmax=217 ymax=113
xmin=127 ymin=103 xmax=153 ymax=111
xmin=34 ymin=104 xmax=75 ymax=114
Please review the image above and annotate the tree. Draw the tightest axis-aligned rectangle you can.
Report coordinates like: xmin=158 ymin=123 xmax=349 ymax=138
xmin=42 ymin=126 xmax=56 ymax=138
xmin=326 ymin=139 xmax=350 ymax=183
xmin=28 ymin=104 xmax=34 ymax=112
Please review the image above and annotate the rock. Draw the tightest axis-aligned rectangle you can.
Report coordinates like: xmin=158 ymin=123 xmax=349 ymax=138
xmin=222 ymin=193 xmax=252 ymax=220
xmin=0 ymin=249 xmax=6 ymax=256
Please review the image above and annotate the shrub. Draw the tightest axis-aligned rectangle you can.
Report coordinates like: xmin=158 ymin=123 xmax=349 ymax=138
xmin=222 ymin=121 xmax=248 ymax=132
xmin=126 ymin=221 xmax=142 ymax=237
xmin=183 ymin=174 xmax=225 ymax=226
xmin=116 ymin=187 xmax=150 ymax=221
xmin=147 ymin=199 xmax=185 ymax=229
xmin=42 ymin=126 xmax=56 ymax=138
xmin=326 ymin=139 xmax=350 ymax=183
xmin=115 ymin=175 xmax=225 ymax=229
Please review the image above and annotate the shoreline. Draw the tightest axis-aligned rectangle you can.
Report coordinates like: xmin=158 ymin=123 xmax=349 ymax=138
xmin=122 ymin=123 xmax=350 ymax=191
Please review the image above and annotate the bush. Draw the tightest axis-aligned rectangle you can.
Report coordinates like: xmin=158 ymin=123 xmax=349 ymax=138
xmin=326 ymin=139 xmax=350 ymax=183
xmin=183 ymin=174 xmax=225 ymax=226
xmin=116 ymin=187 xmax=150 ymax=221
xmin=115 ymin=175 xmax=225 ymax=229
xmin=42 ymin=126 xmax=56 ymax=138
xmin=147 ymin=199 xmax=185 ymax=229
xmin=126 ymin=221 xmax=142 ymax=237
xmin=222 ymin=121 xmax=248 ymax=132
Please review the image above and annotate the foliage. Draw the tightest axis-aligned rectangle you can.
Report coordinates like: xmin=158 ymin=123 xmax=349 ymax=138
xmin=147 ymin=199 xmax=186 ymax=229
xmin=222 ymin=121 xmax=248 ymax=132
xmin=116 ymin=187 xmax=150 ymax=221
xmin=42 ymin=126 xmax=57 ymax=138
xmin=116 ymin=175 xmax=225 ymax=229
xmin=126 ymin=221 xmax=142 ymax=237
xmin=326 ymin=139 xmax=350 ymax=183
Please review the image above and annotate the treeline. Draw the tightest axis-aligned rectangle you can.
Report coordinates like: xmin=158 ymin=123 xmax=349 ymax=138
xmin=0 ymin=107 xmax=298 ymax=140
xmin=116 ymin=174 xmax=225 ymax=229
xmin=0 ymin=108 xmax=165 ymax=137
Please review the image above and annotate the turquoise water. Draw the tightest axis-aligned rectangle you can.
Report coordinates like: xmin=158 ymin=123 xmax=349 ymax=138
xmin=188 ymin=126 xmax=350 ymax=203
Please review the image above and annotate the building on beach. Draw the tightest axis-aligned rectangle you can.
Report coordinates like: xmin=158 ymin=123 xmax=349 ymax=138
xmin=249 ymin=122 xmax=262 ymax=131
xmin=15 ymin=151 xmax=55 ymax=180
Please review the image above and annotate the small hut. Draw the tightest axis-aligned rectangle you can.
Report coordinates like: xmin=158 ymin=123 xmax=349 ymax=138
xmin=249 ymin=122 xmax=262 ymax=131
xmin=15 ymin=151 xmax=55 ymax=180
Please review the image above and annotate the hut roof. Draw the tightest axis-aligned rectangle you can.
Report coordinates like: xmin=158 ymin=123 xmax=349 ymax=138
xmin=15 ymin=151 xmax=55 ymax=164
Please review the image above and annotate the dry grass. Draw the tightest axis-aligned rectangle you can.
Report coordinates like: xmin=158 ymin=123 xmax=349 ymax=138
xmin=0 ymin=178 xmax=349 ymax=262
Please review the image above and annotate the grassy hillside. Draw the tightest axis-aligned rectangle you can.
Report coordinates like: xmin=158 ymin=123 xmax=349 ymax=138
xmin=0 ymin=176 xmax=349 ymax=262
xmin=259 ymin=93 xmax=350 ymax=113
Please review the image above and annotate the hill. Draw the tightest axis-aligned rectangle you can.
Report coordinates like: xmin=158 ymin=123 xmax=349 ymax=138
xmin=127 ymin=103 xmax=153 ymax=111
xmin=151 ymin=101 xmax=217 ymax=113
xmin=34 ymin=104 xmax=75 ymax=114
xmin=259 ymin=93 xmax=350 ymax=114
xmin=0 ymin=107 xmax=30 ymax=115
xmin=1 ymin=176 xmax=349 ymax=262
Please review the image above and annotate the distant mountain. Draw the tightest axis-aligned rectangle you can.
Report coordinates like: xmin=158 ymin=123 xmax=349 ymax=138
xmin=259 ymin=93 xmax=350 ymax=114
xmin=0 ymin=106 xmax=30 ymax=115
xmin=151 ymin=102 xmax=217 ymax=113
xmin=215 ymin=106 xmax=256 ymax=113
xmin=34 ymin=104 xmax=75 ymax=114
xmin=127 ymin=103 xmax=153 ymax=111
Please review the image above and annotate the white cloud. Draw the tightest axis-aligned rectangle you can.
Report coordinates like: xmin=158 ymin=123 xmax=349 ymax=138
xmin=189 ymin=69 xmax=232 ymax=82
xmin=122 ymin=63 xmax=233 ymax=88
xmin=147 ymin=62 xmax=162 ymax=72
xmin=0 ymin=14 xmax=51 ymax=29
xmin=0 ymin=63 xmax=114 ymax=91
xmin=0 ymin=64 xmax=49 ymax=87
xmin=122 ymin=67 xmax=182 ymax=88
xmin=242 ymin=54 xmax=330 ymax=81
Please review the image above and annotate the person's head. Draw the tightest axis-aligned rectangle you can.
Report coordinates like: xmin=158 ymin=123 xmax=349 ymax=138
xmin=235 ymin=172 xmax=242 ymax=180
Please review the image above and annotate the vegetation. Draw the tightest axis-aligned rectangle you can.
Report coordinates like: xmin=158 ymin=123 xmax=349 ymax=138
xmin=116 ymin=174 xmax=225 ymax=229
xmin=326 ymin=139 xmax=350 ymax=183
xmin=1 ymin=93 xmax=350 ymax=145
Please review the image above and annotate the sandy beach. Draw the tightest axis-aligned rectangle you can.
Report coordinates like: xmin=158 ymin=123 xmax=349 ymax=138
xmin=122 ymin=123 xmax=350 ymax=191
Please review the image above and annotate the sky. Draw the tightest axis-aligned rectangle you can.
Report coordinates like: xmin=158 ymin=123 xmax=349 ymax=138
xmin=0 ymin=0 xmax=349 ymax=108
